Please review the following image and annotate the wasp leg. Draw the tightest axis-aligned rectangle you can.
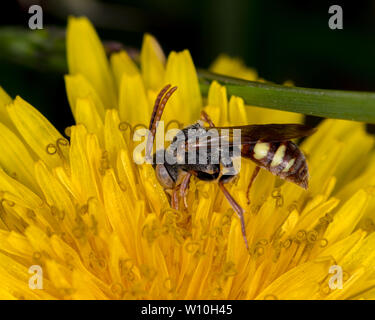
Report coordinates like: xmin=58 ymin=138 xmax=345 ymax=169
xmin=200 ymin=110 xmax=215 ymax=128
xmin=180 ymin=172 xmax=192 ymax=209
xmin=171 ymin=185 xmax=180 ymax=211
xmin=218 ymin=180 xmax=249 ymax=251
xmin=246 ymin=166 xmax=260 ymax=205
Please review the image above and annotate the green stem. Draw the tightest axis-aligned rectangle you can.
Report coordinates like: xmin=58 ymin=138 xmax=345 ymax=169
xmin=198 ymin=69 xmax=375 ymax=124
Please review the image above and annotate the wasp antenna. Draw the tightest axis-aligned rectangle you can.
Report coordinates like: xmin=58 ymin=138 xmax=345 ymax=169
xmin=146 ymin=84 xmax=177 ymax=161
xmin=148 ymin=84 xmax=171 ymax=132
xmin=155 ymin=86 xmax=177 ymax=132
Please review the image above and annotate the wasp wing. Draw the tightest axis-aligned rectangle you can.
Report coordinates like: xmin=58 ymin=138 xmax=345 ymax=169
xmin=186 ymin=124 xmax=316 ymax=149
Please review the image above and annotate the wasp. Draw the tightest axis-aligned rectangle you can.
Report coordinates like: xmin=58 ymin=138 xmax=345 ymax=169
xmin=146 ymin=84 xmax=316 ymax=249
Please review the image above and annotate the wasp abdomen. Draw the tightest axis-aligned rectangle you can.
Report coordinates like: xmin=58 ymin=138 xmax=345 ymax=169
xmin=242 ymin=140 xmax=309 ymax=189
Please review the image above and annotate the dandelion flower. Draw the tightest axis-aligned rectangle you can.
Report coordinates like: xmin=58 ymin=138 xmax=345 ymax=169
xmin=0 ymin=17 xmax=375 ymax=300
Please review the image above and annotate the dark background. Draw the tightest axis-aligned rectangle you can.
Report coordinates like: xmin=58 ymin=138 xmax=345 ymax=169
xmin=1 ymin=0 xmax=374 ymax=133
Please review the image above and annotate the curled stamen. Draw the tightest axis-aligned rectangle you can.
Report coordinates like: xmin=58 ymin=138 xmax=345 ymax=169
xmin=296 ymin=230 xmax=307 ymax=241
xmin=56 ymin=138 xmax=70 ymax=162
xmin=254 ymin=245 xmax=265 ymax=257
xmin=320 ymin=283 xmax=331 ymax=295
xmin=97 ymin=258 xmax=106 ymax=269
xmin=271 ymin=189 xmax=281 ymax=198
xmin=282 ymin=238 xmax=292 ymax=249
xmin=89 ymin=252 xmax=107 ymax=270
xmin=1 ymin=198 xmax=15 ymax=207
xmin=118 ymin=121 xmax=132 ymax=132
xmin=46 ymin=143 xmax=57 ymax=155
xmin=111 ymin=283 xmax=124 ymax=297
xmin=307 ymin=230 xmax=318 ymax=243
xmin=319 ymin=213 xmax=334 ymax=226
xmin=57 ymin=138 xmax=69 ymax=147
xmin=185 ymin=241 xmax=201 ymax=254
xmin=33 ymin=251 xmax=42 ymax=260
xmin=319 ymin=238 xmax=328 ymax=248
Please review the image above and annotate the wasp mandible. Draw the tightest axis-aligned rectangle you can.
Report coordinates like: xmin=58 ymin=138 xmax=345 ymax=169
xmin=146 ymin=84 xmax=316 ymax=249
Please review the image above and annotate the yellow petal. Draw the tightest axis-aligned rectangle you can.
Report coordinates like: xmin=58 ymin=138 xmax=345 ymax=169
xmin=255 ymin=257 xmax=335 ymax=300
xmin=205 ymin=80 xmax=227 ymax=125
xmin=0 ymin=86 xmax=11 ymax=105
xmin=103 ymin=169 xmax=139 ymax=257
xmin=34 ymin=160 xmax=75 ymax=229
xmin=110 ymin=50 xmax=140 ymax=88
xmin=67 ymin=16 xmax=117 ymax=109
xmin=228 ymin=95 xmax=247 ymax=125
xmin=0 ymin=86 xmax=15 ymax=129
xmin=75 ymin=98 xmax=104 ymax=143
xmin=104 ymin=109 xmax=128 ymax=166
xmin=118 ymin=73 xmax=150 ymax=125
xmin=210 ymin=54 xmax=258 ymax=81
xmin=0 ymin=122 xmax=39 ymax=191
xmin=163 ymin=50 xmax=202 ymax=125
xmin=140 ymin=33 xmax=166 ymax=90
xmin=65 ymin=74 xmax=105 ymax=119
xmin=69 ymin=125 xmax=98 ymax=202
xmin=0 ymin=167 xmax=42 ymax=209
xmin=7 ymin=97 xmax=67 ymax=168
xmin=324 ymin=189 xmax=369 ymax=244
xmin=318 ymin=229 xmax=366 ymax=263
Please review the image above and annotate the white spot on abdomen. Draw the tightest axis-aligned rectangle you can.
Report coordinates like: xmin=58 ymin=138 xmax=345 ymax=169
xmin=282 ymin=158 xmax=295 ymax=172
xmin=253 ymin=142 xmax=270 ymax=160
xmin=271 ymin=144 xmax=286 ymax=167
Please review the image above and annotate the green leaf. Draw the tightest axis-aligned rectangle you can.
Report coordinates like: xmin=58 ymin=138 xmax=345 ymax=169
xmin=198 ymin=70 xmax=375 ymax=124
